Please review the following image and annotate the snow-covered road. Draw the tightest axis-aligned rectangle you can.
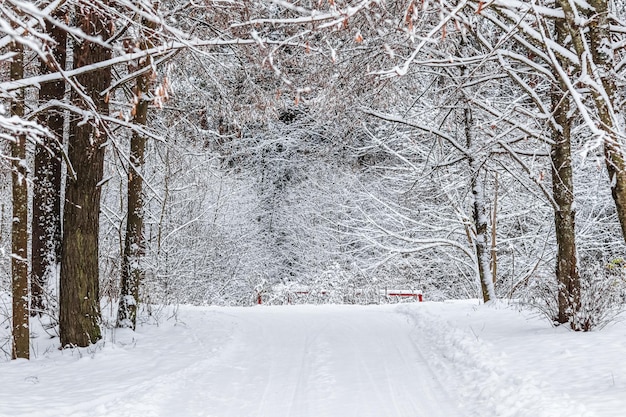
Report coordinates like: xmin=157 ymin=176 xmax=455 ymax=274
xmin=158 ymin=306 xmax=462 ymax=417
xmin=1 ymin=305 xmax=461 ymax=417
xmin=2 ymin=301 xmax=625 ymax=417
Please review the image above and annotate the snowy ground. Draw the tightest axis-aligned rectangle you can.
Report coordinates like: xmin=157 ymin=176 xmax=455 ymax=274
xmin=0 ymin=300 xmax=625 ymax=417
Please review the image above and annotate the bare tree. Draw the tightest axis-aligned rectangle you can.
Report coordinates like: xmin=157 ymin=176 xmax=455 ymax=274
xmin=549 ymin=20 xmax=581 ymax=327
xmin=463 ymin=103 xmax=495 ymax=302
xmin=117 ymin=5 xmax=160 ymax=330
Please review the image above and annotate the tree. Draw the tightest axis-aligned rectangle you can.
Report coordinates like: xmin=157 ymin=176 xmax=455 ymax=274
xmin=555 ymin=0 xmax=626 ymax=244
xmin=31 ymin=6 xmax=67 ymax=317
xmin=10 ymin=38 xmax=29 ymax=359
xmin=0 ymin=0 xmax=63 ymax=357
xmin=549 ymin=20 xmax=581 ymax=327
xmin=453 ymin=1 xmax=584 ymax=324
xmin=117 ymin=6 xmax=160 ymax=330
xmin=59 ymin=2 xmax=113 ymax=347
xmin=463 ymin=102 xmax=495 ymax=302
xmin=463 ymin=0 xmax=626 ymax=327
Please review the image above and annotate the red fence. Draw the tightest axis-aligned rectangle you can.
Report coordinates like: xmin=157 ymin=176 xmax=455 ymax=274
xmin=256 ymin=287 xmax=423 ymax=305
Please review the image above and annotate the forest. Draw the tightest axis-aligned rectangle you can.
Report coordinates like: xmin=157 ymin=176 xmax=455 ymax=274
xmin=1 ymin=0 xmax=626 ymax=360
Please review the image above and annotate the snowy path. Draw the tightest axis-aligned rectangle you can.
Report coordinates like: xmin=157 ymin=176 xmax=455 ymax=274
xmin=2 ymin=301 xmax=624 ymax=417
xmin=0 ymin=305 xmax=461 ymax=417
xmin=175 ymin=306 xmax=462 ymax=417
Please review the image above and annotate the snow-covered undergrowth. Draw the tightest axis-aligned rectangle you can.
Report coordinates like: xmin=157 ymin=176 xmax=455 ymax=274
xmin=0 ymin=301 xmax=624 ymax=416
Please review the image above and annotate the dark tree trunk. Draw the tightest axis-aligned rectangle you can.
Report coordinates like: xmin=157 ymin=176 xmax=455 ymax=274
xmin=117 ymin=16 xmax=156 ymax=328
xmin=32 ymin=10 xmax=67 ymax=317
xmin=10 ymin=40 xmax=29 ymax=359
xmin=551 ymin=84 xmax=580 ymax=327
xmin=59 ymin=4 xmax=112 ymax=347
xmin=552 ymin=20 xmax=580 ymax=329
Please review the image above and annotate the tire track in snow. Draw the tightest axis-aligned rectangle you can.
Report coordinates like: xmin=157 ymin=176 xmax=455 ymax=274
xmin=242 ymin=306 xmax=463 ymax=417
xmin=138 ymin=305 xmax=464 ymax=417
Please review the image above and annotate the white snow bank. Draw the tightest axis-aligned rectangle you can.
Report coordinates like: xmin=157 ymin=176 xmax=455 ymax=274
xmin=399 ymin=300 xmax=626 ymax=417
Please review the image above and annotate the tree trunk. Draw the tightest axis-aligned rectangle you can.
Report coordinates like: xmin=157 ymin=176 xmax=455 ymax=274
xmin=491 ymin=172 xmax=498 ymax=284
xmin=10 ymin=40 xmax=29 ymax=359
xmin=32 ymin=10 xmax=67 ymax=317
xmin=59 ymin=3 xmax=112 ymax=347
xmin=464 ymin=105 xmax=495 ymax=302
xmin=586 ymin=0 xmax=626 ymax=246
xmin=550 ymin=49 xmax=580 ymax=327
xmin=117 ymin=14 xmax=157 ymax=329
xmin=557 ymin=0 xmax=626 ymax=244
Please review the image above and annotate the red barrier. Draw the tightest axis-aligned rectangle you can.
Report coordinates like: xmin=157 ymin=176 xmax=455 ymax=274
xmin=387 ymin=292 xmax=423 ymax=302
xmin=256 ymin=288 xmax=423 ymax=304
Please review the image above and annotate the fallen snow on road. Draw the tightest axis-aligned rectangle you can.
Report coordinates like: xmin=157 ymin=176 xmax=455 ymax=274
xmin=1 ymin=301 xmax=625 ymax=417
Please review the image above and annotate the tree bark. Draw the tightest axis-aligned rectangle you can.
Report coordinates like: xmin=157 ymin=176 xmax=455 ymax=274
xmin=117 ymin=14 xmax=157 ymax=329
xmin=464 ymin=105 xmax=495 ymax=302
xmin=10 ymin=40 xmax=29 ymax=359
xmin=491 ymin=173 xmax=498 ymax=284
xmin=32 ymin=9 xmax=67 ymax=317
xmin=551 ymin=75 xmax=580 ymax=328
xmin=59 ymin=3 xmax=112 ymax=347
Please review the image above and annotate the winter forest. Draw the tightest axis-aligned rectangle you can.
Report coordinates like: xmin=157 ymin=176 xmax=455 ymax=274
xmin=2 ymin=0 xmax=626 ymax=365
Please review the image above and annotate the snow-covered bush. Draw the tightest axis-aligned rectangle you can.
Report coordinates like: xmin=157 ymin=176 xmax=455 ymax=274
xmin=574 ymin=258 xmax=626 ymax=330
xmin=520 ymin=256 xmax=626 ymax=331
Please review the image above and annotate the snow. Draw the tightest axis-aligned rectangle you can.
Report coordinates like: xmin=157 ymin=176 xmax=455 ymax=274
xmin=1 ymin=301 xmax=625 ymax=416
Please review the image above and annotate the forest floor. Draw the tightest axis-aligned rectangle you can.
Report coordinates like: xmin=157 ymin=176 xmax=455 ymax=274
xmin=0 ymin=300 xmax=624 ymax=417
